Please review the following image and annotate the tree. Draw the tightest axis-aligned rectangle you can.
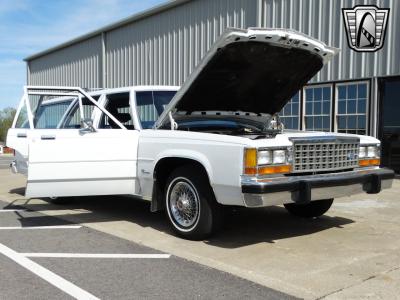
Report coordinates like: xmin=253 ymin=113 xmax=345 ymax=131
xmin=0 ymin=107 xmax=16 ymax=143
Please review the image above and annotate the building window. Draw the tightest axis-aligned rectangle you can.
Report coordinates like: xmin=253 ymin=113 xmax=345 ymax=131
xmin=336 ymin=82 xmax=368 ymax=135
xmin=279 ymin=92 xmax=300 ymax=130
xmin=304 ymin=85 xmax=332 ymax=132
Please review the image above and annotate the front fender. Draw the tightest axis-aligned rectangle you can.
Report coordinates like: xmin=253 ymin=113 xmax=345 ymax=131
xmin=153 ymin=149 xmax=214 ymax=183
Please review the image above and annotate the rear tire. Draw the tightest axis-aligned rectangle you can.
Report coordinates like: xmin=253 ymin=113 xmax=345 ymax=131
xmin=284 ymin=199 xmax=334 ymax=218
xmin=165 ymin=165 xmax=221 ymax=240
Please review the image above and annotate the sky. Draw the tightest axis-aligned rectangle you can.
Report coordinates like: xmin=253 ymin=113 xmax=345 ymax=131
xmin=0 ymin=0 xmax=165 ymax=110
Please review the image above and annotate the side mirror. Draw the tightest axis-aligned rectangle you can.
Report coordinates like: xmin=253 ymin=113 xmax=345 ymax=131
xmin=80 ymin=118 xmax=96 ymax=133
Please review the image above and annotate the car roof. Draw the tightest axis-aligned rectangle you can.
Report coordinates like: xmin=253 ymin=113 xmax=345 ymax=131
xmin=41 ymin=85 xmax=180 ymax=105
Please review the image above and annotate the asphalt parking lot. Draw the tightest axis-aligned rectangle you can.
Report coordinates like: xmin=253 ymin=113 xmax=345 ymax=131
xmin=0 ymin=171 xmax=290 ymax=299
xmin=0 ymin=200 xmax=293 ymax=300
xmin=0 ymin=164 xmax=399 ymax=299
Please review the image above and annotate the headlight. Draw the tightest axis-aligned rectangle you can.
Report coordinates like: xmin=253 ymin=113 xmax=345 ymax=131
xmin=367 ymin=146 xmax=378 ymax=158
xmin=258 ymin=150 xmax=272 ymax=165
xmin=272 ymin=150 xmax=286 ymax=164
xmin=244 ymin=148 xmax=291 ymax=175
xmin=359 ymin=146 xmax=366 ymax=158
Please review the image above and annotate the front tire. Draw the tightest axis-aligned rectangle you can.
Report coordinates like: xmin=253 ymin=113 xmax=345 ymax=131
xmin=284 ymin=199 xmax=334 ymax=218
xmin=165 ymin=165 xmax=221 ymax=240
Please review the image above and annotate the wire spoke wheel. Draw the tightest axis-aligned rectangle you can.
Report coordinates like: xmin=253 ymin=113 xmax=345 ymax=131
xmin=168 ymin=180 xmax=200 ymax=229
xmin=165 ymin=165 xmax=222 ymax=240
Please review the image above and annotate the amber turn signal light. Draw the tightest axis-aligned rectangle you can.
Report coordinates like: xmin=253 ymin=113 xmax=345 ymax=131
xmin=258 ymin=165 xmax=292 ymax=175
xmin=359 ymin=158 xmax=380 ymax=167
xmin=244 ymin=148 xmax=257 ymax=175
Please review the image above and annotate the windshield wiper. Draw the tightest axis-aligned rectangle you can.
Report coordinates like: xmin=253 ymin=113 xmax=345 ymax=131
xmin=233 ymin=127 xmax=268 ymax=135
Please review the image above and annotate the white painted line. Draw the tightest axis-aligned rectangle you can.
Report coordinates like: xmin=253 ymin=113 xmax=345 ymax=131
xmin=22 ymin=253 xmax=171 ymax=259
xmin=0 ymin=225 xmax=81 ymax=230
xmin=0 ymin=209 xmax=26 ymax=213
xmin=0 ymin=243 xmax=100 ymax=300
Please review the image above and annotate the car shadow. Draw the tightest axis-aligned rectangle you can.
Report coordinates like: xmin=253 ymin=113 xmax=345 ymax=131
xmin=9 ymin=187 xmax=26 ymax=196
xmin=8 ymin=189 xmax=354 ymax=248
xmin=206 ymin=206 xmax=354 ymax=248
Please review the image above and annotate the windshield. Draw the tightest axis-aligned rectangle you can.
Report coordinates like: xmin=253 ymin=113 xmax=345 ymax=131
xmin=162 ymin=115 xmax=279 ymax=137
xmin=136 ymin=91 xmax=176 ymax=129
xmin=178 ymin=119 xmax=262 ymax=132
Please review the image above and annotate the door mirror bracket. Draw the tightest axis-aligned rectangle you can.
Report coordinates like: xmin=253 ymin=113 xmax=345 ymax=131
xmin=80 ymin=118 xmax=96 ymax=134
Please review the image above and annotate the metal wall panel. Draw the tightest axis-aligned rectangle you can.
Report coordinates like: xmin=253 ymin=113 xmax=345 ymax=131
xmin=28 ymin=36 xmax=102 ymax=88
xmin=27 ymin=0 xmax=399 ymax=87
xmin=259 ymin=0 xmax=400 ymax=83
xmin=104 ymin=0 xmax=257 ymax=88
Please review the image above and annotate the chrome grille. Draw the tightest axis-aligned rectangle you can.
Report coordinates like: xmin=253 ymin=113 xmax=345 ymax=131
xmin=292 ymin=140 xmax=359 ymax=173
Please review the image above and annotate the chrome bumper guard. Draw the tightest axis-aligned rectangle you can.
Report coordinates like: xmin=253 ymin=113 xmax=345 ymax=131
xmin=241 ymin=168 xmax=395 ymax=207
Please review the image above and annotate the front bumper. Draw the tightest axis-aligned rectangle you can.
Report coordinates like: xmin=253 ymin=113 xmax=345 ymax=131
xmin=241 ymin=168 xmax=395 ymax=207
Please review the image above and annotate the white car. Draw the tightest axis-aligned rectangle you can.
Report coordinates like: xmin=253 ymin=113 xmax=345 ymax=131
xmin=7 ymin=28 xmax=394 ymax=240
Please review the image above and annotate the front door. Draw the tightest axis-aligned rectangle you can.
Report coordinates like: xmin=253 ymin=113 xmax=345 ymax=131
xmin=7 ymin=89 xmax=79 ymax=175
xmin=6 ymin=95 xmax=32 ymax=174
xmin=379 ymin=77 xmax=400 ymax=173
xmin=25 ymin=88 xmax=140 ymax=198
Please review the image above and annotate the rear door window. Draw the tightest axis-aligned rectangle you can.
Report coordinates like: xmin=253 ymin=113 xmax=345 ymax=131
xmin=99 ymin=93 xmax=134 ymax=129
xmin=61 ymin=96 xmax=100 ymax=129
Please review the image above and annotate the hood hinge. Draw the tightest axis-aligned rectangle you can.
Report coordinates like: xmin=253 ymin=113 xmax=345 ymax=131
xmin=169 ymin=112 xmax=178 ymax=130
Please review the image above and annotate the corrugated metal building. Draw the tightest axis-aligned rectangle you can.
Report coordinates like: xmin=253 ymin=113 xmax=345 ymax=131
xmin=24 ymin=0 xmax=400 ymax=171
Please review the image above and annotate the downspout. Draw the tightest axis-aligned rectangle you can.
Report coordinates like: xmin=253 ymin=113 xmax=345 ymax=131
xmin=101 ymin=32 xmax=107 ymax=88
xmin=372 ymin=77 xmax=379 ymax=138
xmin=256 ymin=0 xmax=263 ymax=28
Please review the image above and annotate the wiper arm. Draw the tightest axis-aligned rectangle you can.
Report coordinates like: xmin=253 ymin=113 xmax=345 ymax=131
xmin=234 ymin=127 xmax=278 ymax=135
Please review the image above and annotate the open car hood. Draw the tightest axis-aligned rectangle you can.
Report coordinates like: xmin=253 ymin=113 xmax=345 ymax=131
xmin=155 ymin=28 xmax=338 ymax=128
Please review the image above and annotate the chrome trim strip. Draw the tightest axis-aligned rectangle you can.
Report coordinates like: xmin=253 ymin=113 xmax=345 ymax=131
xmin=29 ymin=159 xmax=137 ymax=164
xmin=289 ymin=135 xmax=360 ymax=144
xmin=27 ymin=177 xmax=136 ymax=184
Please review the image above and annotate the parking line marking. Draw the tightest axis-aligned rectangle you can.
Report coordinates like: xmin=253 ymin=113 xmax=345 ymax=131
xmin=0 ymin=209 xmax=26 ymax=213
xmin=0 ymin=243 xmax=100 ymax=300
xmin=22 ymin=253 xmax=171 ymax=259
xmin=0 ymin=225 xmax=82 ymax=230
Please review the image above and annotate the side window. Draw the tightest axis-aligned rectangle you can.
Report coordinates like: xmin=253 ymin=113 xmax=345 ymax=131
xmin=136 ymin=92 xmax=155 ymax=129
xmin=99 ymin=93 xmax=134 ymax=130
xmin=14 ymin=94 xmax=42 ymax=129
xmin=34 ymin=100 xmax=73 ymax=129
xmin=61 ymin=96 xmax=100 ymax=129
xmin=14 ymin=102 xmax=29 ymax=129
xmin=136 ymin=90 xmax=176 ymax=129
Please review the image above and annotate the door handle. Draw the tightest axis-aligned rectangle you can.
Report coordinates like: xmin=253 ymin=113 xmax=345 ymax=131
xmin=41 ymin=135 xmax=56 ymax=140
xmin=17 ymin=133 xmax=27 ymax=138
